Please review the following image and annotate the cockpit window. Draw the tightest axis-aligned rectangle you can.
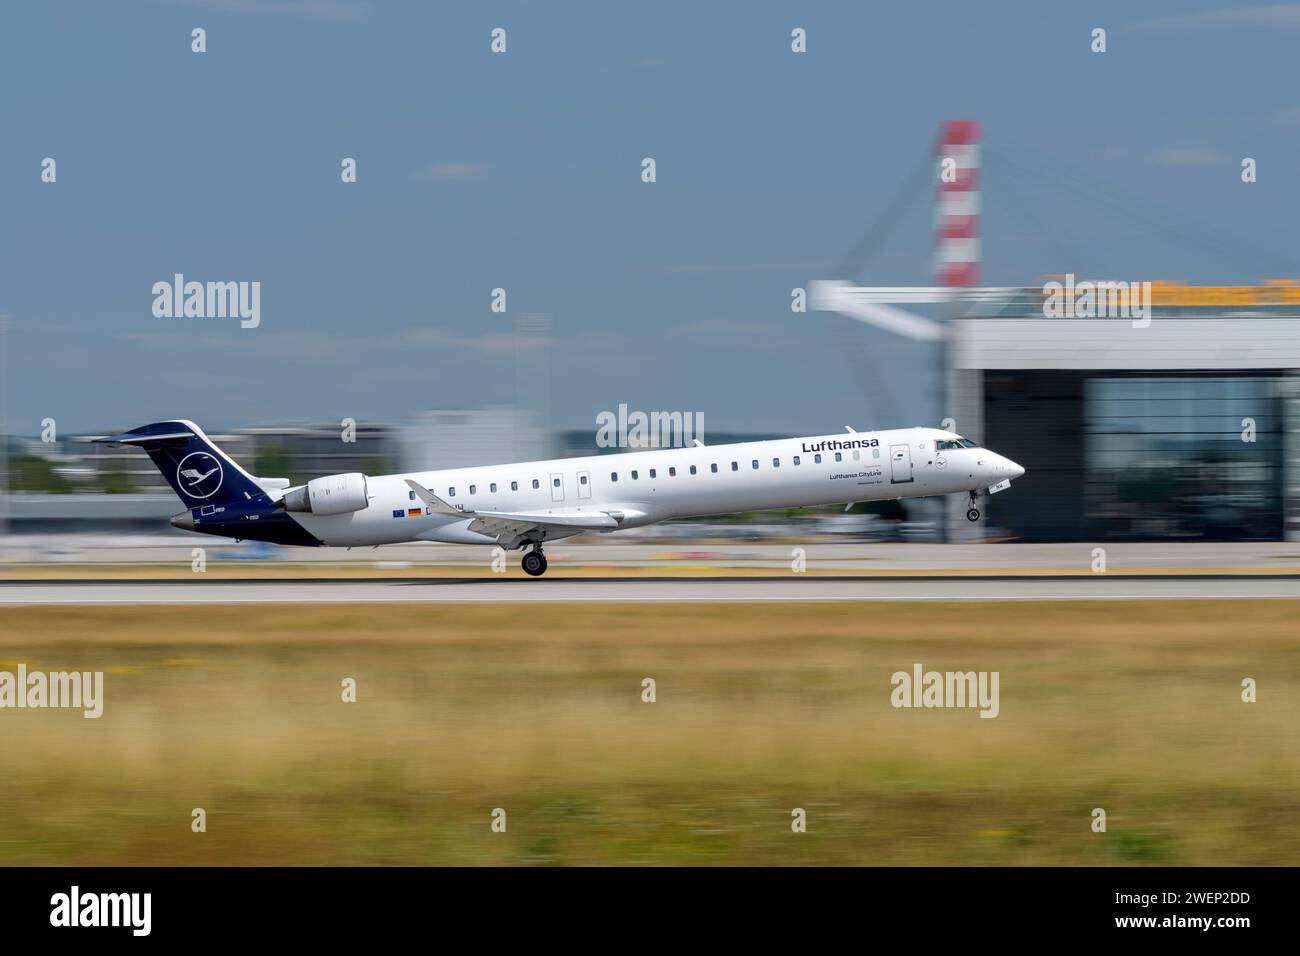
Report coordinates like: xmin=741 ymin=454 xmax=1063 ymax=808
xmin=936 ymin=438 xmax=980 ymax=450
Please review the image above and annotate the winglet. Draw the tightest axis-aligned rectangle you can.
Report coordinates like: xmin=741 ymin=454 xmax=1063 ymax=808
xmin=404 ymin=479 xmax=467 ymax=517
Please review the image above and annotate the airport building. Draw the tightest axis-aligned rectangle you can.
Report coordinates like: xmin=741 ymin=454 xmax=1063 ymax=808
xmin=818 ymin=280 xmax=1300 ymax=543
xmin=947 ymin=284 xmax=1300 ymax=542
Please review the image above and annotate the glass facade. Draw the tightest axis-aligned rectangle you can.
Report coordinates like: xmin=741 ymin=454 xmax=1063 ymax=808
xmin=1083 ymin=376 xmax=1283 ymax=540
xmin=985 ymin=371 xmax=1286 ymax=541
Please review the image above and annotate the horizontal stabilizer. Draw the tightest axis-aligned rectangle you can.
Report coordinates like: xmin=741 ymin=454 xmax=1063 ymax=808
xmin=256 ymin=477 xmax=292 ymax=494
xmin=94 ymin=428 xmax=196 ymax=446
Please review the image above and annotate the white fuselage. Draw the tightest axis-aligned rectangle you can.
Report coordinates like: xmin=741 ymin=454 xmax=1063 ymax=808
xmin=286 ymin=427 xmax=1024 ymax=548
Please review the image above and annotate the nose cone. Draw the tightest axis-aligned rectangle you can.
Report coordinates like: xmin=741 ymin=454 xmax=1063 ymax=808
xmin=170 ymin=510 xmax=195 ymax=531
xmin=1006 ymin=458 xmax=1026 ymax=479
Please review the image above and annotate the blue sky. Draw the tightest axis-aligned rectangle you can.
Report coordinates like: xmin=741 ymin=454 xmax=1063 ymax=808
xmin=3 ymin=0 xmax=1299 ymax=435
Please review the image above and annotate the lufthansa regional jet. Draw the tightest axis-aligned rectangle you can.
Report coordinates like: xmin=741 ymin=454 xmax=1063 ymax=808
xmin=96 ymin=420 xmax=1025 ymax=576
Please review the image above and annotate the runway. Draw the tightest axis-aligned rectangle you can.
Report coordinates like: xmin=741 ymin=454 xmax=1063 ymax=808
xmin=2 ymin=575 xmax=1299 ymax=605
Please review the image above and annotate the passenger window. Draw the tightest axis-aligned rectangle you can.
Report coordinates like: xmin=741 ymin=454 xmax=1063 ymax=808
xmin=469 ymin=485 xmax=477 ymax=495
xmin=552 ymin=478 xmax=560 ymax=488
xmin=873 ymin=448 xmax=880 ymax=459
xmin=731 ymin=461 xmax=738 ymax=471
xmin=649 ymin=469 xmax=656 ymax=479
xmin=490 ymin=483 xmax=497 ymax=493
xmin=611 ymin=472 xmax=618 ymax=482
xmin=632 ymin=470 xmax=639 ymax=480
xmin=772 ymin=458 xmax=780 ymax=468
xmin=532 ymin=479 xmax=539 ymax=489
xmin=815 ymin=454 xmax=822 ymax=464
xmin=448 ymin=488 xmax=456 ymax=497
xmin=711 ymin=464 xmax=718 ymax=473
xmin=690 ymin=465 xmax=697 ymax=475
xmin=752 ymin=460 xmax=759 ymax=469
xmin=580 ymin=475 xmax=588 ymax=485
xmin=793 ymin=456 xmax=800 ymax=465
xmin=668 ymin=467 xmax=676 ymax=477
xmin=409 ymin=490 xmax=416 ymax=500
xmin=511 ymin=481 xmax=518 ymax=491
xmin=852 ymin=450 xmax=860 ymax=461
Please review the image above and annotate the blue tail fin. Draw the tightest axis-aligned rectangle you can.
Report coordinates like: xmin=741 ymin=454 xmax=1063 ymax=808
xmin=95 ymin=419 xmax=270 ymax=507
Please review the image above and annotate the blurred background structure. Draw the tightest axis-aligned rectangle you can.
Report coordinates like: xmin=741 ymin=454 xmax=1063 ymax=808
xmin=812 ymin=121 xmax=1300 ymax=543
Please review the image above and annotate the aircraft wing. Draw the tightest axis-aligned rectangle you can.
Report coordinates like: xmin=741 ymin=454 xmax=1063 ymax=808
xmin=404 ymin=479 xmax=621 ymax=547
xmin=468 ymin=510 xmax=618 ymax=533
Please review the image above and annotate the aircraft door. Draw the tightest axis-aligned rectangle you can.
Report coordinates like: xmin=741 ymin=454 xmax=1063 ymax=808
xmin=550 ymin=472 xmax=565 ymax=502
xmin=576 ymin=470 xmax=591 ymax=499
xmin=890 ymin=444 xmax=914 ymax=483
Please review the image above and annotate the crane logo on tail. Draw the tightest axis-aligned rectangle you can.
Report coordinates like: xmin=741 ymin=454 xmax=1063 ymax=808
xmin=176 ymin=451 xmax=224 ymax=499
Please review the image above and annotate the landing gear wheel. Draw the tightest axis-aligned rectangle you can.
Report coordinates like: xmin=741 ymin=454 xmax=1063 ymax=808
xmin=966 ymin=508 xmax=981 ymax=522
xmin=521 ymin=549 xmax=548 ymax=577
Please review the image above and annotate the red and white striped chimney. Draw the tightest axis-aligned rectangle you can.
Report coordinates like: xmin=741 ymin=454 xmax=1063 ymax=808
xmin=935 ymin=120 xmax=980 ymax=287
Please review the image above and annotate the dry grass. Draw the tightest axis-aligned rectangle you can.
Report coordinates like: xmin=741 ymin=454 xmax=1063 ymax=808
xmin=1 ymin=601 xmax=1298 ymax=865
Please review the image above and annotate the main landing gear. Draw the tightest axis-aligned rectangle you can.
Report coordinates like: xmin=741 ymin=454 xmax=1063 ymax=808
xmin=521 ymin=545 xmax=548 ymax=577
xmin=966 ymin=490 xmax=981 ymax=523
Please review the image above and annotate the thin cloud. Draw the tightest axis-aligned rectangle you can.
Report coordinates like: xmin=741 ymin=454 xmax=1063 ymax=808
xmin=651 ymin=263 xmax=817 ymax=274
xmin=178 ymin=0 xmax=371 ymax=23
xmin=1140 ymin=4 xmax=1300 ymax=30
xmin=388 ymin=327 xmax=552 ymax=354
xmin=418 ymin=162 xmax=485 ymax=182
xmin=123 ymin=331 xmax=349 ymax=359
xmin=123 ymin=326 xmax=551 ymax=358
xmin=674 ymin=319 xmax=768 ymax=340
xmin=1150 ymin=148 xmax=1222 ymax=167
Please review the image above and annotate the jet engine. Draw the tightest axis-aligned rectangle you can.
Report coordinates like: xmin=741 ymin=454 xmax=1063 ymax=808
xmin=282 ymin=472 xmax=370 ymax=516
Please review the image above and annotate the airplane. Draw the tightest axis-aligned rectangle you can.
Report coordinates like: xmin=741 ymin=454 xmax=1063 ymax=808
xmin=95 ymin=419 xmax=1025 ymax=576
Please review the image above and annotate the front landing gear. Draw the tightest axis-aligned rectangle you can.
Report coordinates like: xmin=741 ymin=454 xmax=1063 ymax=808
xmin=521 ymin=546 xmax=548 ymax=577
xmin=966 ymin=490 xmax=981 ymax=523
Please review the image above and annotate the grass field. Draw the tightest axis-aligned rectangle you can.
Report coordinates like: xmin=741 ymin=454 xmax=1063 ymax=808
xmin=2 ymin=600 xmax=1298 ymax=865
